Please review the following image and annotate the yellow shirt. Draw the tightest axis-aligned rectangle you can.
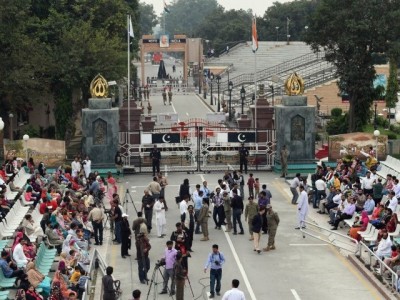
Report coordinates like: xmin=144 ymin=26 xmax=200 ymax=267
xmin=333 ymin=178 xmax=340 ymax=190
xmin=70 ymin=271 xmax=81 ymax=285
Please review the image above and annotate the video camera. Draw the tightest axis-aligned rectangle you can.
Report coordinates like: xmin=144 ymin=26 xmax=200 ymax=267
xmin=155 ymin=258 xmax=166 ymax=268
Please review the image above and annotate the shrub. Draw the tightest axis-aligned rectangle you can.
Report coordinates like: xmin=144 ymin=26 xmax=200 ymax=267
xmin=331 ymin=108 xmax=343 ymax=118
xmin=387 ymin=133 xmax=397 ymax=140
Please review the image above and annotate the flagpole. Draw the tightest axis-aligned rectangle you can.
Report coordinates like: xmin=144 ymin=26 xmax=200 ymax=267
xmin=127 ymin=14 xmax=131 ymax=135
xmin=254 ymin=51 xmax=257 ymax=139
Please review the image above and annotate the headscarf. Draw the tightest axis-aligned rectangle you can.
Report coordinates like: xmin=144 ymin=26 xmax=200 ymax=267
xmin=12 ymin=231 xmax=24 ymax=252
xmin=360 ymin=211 xmax=370 ymax=231
xmin=387 ymin=213 xmax=399 ymax=233
xmin=15 ymin=289 xmax=26 ymax=300
xmin=26 ymin=261 xmax=45 ymax=288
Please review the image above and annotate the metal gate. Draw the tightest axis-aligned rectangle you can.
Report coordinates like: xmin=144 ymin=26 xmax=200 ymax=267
xmin=119 ymin=120 xmax=276 ymax=173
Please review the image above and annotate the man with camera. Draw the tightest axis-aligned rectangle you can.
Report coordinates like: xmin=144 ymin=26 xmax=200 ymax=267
xmin=170 ymin=222 xmax=189 ymax=271
xmin=160 ymin=241 xmax=177 ymax=296
xmin=204 ymin=244 xmax=225 ymax=298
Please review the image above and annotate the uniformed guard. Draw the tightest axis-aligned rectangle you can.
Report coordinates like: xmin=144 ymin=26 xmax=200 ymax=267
xmin=149 ymin=145 xmax=161 ymax=176
xmin=238 ymin=143 xmax=249 ymax=174
xmin=162 ymin=89 xmax=167 ymax=105
xmin=168 ymin=89 xmax=173 ymax=105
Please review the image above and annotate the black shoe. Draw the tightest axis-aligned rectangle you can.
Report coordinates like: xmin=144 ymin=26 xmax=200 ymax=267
xmin=233 ymin=232 xmax=237 ymax=235
xmin=294 ymin=227 xmax=301 ymax=230
xmin=313 ymin=206 xmax=318 ymax=209
xmin=140 ymin=280 xmax=146 ymax=284
xmin=331 ymin=227 xmax=338 ymax=230
xmin=94 ymin=243 xmax=100 ymax=245
xmin=239 ymin=232 xmax=244 ymax=235
xmin=209 ymin=294 xmax=214 ymax=298
xmin=126 ymin=254 xmax=131 ymax=256
xmin=122 ymin=256 xmax=126 ymax=259
xmin=188 ymin=249 xmax=194 ymax=252
xmin=216 ymin=292 xmax=221 ymax=296
xmin=160 ymin=291 xmax=168 ymax=295
xmin=170 ymin=292 xmax=175 ymax=296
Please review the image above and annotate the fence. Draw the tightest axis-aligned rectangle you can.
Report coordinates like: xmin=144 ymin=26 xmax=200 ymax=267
xmin=118 ymin=126 xmax=276 ymax=173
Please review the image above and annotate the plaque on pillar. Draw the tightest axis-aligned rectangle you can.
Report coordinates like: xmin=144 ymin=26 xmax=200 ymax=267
xmin=275 ymin=72 xmax=315 ymax=161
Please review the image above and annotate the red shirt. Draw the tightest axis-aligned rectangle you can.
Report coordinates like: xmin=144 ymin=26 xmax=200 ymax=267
xmin=247 ymin=177 xmax=255 ymax=188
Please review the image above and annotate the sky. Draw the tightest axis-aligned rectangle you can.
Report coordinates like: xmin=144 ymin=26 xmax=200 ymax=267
xmin=143 ymin=0 xmax=292 ymax=16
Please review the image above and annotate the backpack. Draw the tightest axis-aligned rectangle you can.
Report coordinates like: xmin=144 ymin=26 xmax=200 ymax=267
xmin=5 ymin=163 xmax=13 ymax=174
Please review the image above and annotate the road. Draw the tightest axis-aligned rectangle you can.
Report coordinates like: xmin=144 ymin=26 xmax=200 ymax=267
xmin=100 ymin=172 xmax=382 ymax=300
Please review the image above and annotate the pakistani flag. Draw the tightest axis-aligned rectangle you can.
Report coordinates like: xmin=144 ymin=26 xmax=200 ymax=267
xmin=164 ymin=0 xmax=170 ymax=13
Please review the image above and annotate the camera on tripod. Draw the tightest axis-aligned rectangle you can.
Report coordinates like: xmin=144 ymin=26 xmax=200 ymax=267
xmin=155 ymin=258 xmax=166 ymax=268
xmin=104 ymin=208 xmax=112 ymax=215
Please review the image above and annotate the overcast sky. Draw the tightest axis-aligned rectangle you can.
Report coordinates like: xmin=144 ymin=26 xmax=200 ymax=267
xmin=143 ymin=0 xmax=292 ymax=16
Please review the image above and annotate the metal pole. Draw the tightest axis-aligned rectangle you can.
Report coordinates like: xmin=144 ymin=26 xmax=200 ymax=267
xmin=210 ymin=81 xmax=213 ymax=105
xmin=374 ymin=102 xmax=377 ymax=130
xmin=127 ymin=14 xmax=131 ymax=134
xmin=286 ymin=17 xmax=290 ymax=45
xmin=241 ymin=95 xmax=244 ymax=115
xmin=217 ymin=82 xmax=220 ymax=112
xmin=229 ymin=89 xmax=232 ymax=121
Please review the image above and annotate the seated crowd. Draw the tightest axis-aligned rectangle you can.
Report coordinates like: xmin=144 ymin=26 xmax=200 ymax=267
xmin=0 ymin=157 xmax=119 ymax=299
xmin=308 ymin=155 xmax=400 ymax=279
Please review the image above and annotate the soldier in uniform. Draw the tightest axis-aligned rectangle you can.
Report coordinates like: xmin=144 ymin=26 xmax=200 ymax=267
xmin=238 ymin=143 xmax=249 ymax=174
xmin=263 ymin=204 xmax=280 ymax=252
xmin=244 ymin=196 xmax=258 ymax=241
xmin=138 ymin=86 xmax=143 ymax=101
xmin=144 ymin=85 xmax=149 ymax=100
xmin=149 ymin=145 xmax=161 ymax=176
xmin=168 ymin=88 xmax=173 ymax=105
xmin=162 ymin=89 xmax=167 ymax=105
xmin=280 ymin=145 xmax=289 ymax=178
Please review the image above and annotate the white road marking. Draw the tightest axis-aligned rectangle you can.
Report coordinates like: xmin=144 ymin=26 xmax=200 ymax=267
xmin=289 ymin=244 xmax=328 ymax=246
xmin=221 ymin=225 xmax=257 ymax=300
xmin=164 ymin=164 xmax=168 ymax=177
xmin=291 ymin=289 xmax=301 ymax=300
xmin=200 ymin=174 xmax=205 ymax=182
xmin=197 ymin=95 xmax=213 ymax=112
xmin=171 ymin=103 xmax=180 ymax=122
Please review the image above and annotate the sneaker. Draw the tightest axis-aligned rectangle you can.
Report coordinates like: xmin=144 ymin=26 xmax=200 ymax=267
xmin=160 ymin=291 xmax=168 ymax=295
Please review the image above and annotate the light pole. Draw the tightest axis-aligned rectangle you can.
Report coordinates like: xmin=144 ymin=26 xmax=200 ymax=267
xmin=210 ymin=73 xmax=214 ymax=106
xmin=374 ymin=129 xmax=380 ymax=159
xmin=275 ymin=26 xmax=279 ymax=41
xmin=8 ymin=113 xmax=13 ymax=140
xmin=216 ymin=75 xmax=221 ymax=112
xmin=240 ymin=86 xmax=246 ymax=115
xmin=0 ymin=118 xmax=4 ymax=165
xmin=286 ymin=17 xmax=291 ymax=45
xmin=228 ymin=81 xmax=233 ymax=121
xmin=203 ymin=74 xmax=207 ymax=99
xmin=23 ymin=134 xmax=29 ymax=162
xmin=374 ymin=101 xmax=378 ymax=130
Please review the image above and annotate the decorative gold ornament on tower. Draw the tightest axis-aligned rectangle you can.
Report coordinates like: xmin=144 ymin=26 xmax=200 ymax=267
xmin=90 ymin=74 xmax=109 ymax=98
xmin=284 ymin=72 xmax=305 ymax=96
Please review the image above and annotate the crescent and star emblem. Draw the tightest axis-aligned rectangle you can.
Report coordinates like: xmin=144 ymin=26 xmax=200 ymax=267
xmin=237 ymin=133 xmax=246 ymax=143
xmin=162 ymin=134 xmax=171 ymax=143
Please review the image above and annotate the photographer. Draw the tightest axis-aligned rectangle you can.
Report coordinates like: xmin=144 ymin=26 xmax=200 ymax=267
xmin=160 ymin=241 xmax=177 ymax=296
xmin=204 ymin=244 xmax=225 ymax=298
xmin=170 ymin=222 xmax=189 ymax=271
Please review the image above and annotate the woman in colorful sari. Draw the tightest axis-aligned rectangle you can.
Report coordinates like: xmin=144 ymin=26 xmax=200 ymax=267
xmin=349 ymin=211 xmax=369 ymax=241
xmin=52 ymin=271 xmax=77 ymax=299
xmin=106 ymin=172 xmax=117 ymax=202
xmin=26 ymin=261 xmax=51 ymax=296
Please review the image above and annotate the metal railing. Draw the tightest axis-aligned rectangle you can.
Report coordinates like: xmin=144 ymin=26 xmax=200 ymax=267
xmin=219 ymin=51 xmax=326 ymax=91
xmin=357 ymin=241 xmax=399 ymax=292
xmin=300 ymin=220 xmax=359 ymax=253
xmin=82 ymin=249 xmax=107 ymax=300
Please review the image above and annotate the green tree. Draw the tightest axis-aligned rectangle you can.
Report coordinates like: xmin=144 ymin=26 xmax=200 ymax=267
xmin=258 ymin=0 xmax=318 ymax=41
xmin=164 ymin=0 xmax=219 ymax=37
xmin=386 ymin=57 xmax=399 ymax=109
xmin=139 ymin=1 xmax=158 ymax=35
xmin=305 ymin=0 xmax=400 ymax=132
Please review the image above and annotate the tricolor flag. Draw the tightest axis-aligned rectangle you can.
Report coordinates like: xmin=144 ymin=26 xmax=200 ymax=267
xmin=252 ymin=16 xmax=258 ymax=53
xmin=128 ymin=15 xmax=134 ymax=38
xmin=164 ymin=0 xmax=170 ymax=13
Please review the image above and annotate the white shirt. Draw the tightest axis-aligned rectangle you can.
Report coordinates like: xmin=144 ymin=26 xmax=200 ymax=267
xmin=222 ymin=288 xmax=246 ymax=300
xmin=179 ymin=200 xmax=188 ymax=215
xmin=388 ymin=196 xmax=398 ymax=213
xmin=376 ymin=237 xmax=393 ymax=258
xmin=332 ymin=193 xmax=342 ymax=205
xmin=315 ymin=179 xmax=326 ymax=191
xmin=71 ymin=161 xmax=81 ymax=177
xmin=290 ymin=177 xmax=300 ymax=189
xmin=362 ymin=177 xmax=374 ymax=190
xmin=394 ymin=184 xmax=400 ymax=198
xmin=82 ymin=160 xmax=91 ymax=178
xmin=13 ymin=243 xmax=28 ymax=267
xmin=229 ymin=189 xmax=241 ymax=198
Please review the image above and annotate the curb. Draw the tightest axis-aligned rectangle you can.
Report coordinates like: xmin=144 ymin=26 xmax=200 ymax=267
xmin=195 ymin=93 xmax=215 ymax=112
xmin=347 ymin=254 xmax=399 ymax=300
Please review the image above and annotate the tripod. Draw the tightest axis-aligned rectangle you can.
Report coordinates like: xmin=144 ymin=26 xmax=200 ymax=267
xmin=146 ymin=264 xmax=174 ymax=300
xmin=123 ymin=188 xmax=138 ymax=215
xmin=185 ymin=275 xmax=194 ymax=298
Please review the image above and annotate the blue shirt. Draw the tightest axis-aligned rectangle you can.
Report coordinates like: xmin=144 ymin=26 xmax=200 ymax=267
xmin=204 ymin=251 xmax=225 ymax=270
xmin=200 ymin=186 xmax=210 ymax=198
xmin=194 ymin=194 xmax=203 ymax=210
xmin=0 ymin=259 xmax=13 ymax=278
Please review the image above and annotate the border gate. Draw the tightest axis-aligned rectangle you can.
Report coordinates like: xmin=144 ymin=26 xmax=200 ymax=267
xmin=119 ymin=119 xmax=276 ymax=173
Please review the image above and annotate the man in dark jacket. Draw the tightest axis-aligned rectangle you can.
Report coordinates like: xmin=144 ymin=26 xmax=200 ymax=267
xmin=102 ymin=266 xmax=116 ymax=300
xmin=150 ymin=145 xmax=161 ymax=176
xmin=230 ymin=189 xmax=244 ymax=235
xmin=121 ymin=213 xmax=131 ymax=258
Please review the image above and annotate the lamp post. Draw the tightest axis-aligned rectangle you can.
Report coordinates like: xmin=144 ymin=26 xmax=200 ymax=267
xmin=374 ymin=101 xmax=378 ymax=130
xmin=286 ymin=17 xmax=291 ymax=45
xmin=203 ymin=74 xmax=207 ymax=99
xmin=374 ymin=129 xmax=380 ymax=159
xmin=0 ymin=118 xmax=4 ymax=165
xmin=228 ymin=81 xmax=233 ymax=121
xmin=275 ymin=27 xmax=279 ymax=41
xmin=210 ymin=73 xmax=214 ymax=106
xmin=269 ymin=85 xmax=275 ymax=106
xmin=216 ymin=75 xmax=221 ymax=112
xmin=23 ymin=134 xmax=29 ymax=162
xmin=8 ymin=113 xmax=13 ymax=140
xmin=240 ymin=86 xmax=246 ymax=115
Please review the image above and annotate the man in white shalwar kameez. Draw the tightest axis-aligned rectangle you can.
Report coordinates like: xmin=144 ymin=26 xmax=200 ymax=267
xmin=13 ymin=239 xmax=30 ymax=268
xmin=296 ymin=185 xmax=309 ymax=229
xmin=154 ymin=197 xmax=167 ymax=238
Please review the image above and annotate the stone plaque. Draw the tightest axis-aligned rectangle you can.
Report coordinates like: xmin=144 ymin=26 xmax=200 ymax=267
xmin=291 ymin=115 xmax=305 ymax=141
xmin=93 ymin=118 xmax=107 ymax=145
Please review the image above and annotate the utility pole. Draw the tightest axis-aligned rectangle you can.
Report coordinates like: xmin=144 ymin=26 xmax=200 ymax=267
xmin=286 ymin=17 xmax=290 ymax=45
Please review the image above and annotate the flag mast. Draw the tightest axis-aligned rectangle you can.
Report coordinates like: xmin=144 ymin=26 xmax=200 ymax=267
xmin=127 ymin=14 xmax=131 ymax=135
xmin=252 ymin=16 xmax=259 ymax=141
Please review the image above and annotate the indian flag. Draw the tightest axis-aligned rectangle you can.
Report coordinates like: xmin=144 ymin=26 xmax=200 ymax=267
xmin=164 ymin=0 xmax=170 ymax=13
xmin=252 ymin=16 xmax=258 ymax=53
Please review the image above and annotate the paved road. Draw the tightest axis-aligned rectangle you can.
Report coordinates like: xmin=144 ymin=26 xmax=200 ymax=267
xmin=101 ymin=172 xmax=382 ymax=300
